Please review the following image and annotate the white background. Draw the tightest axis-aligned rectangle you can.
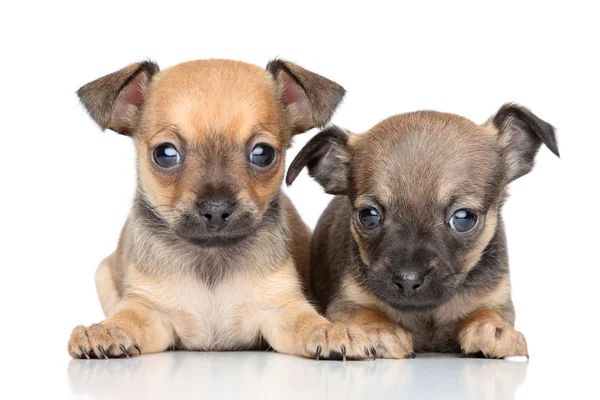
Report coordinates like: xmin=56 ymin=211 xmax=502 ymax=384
xmin=1 ymin=1 xmax=598 ymax=399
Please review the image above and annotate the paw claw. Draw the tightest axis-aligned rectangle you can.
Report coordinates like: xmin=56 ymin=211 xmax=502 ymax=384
xmin=120 ymin=344 xmax=130 ymax=358
xmin=79 ymin=346 xmax=90 ymax=360
xmin=361 ymin=323 xmax=413 ymax=359
xmin=69 ymin=323 xmax=141 ymax=360
xmin=134 ymin=343 xmax=142 ymax=356
xmin=98 ymin=345 xmax=109 ymax=359
xmin=370 ymin=346 xmax=377 ymax=360
xmin=305 ymin=322 xmax=372 ymax=361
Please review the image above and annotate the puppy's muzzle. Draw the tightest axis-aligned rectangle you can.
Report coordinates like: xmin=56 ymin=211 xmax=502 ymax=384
xmin=393 ymin=269 xmax=425 ymax=297
xmin=198 ymin=197 xmax=236 ymax=232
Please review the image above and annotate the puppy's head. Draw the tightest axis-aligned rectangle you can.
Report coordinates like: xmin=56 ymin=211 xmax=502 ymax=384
xmin=288 ymin=106 xmax=558 ymax=311
xmin=78 ymin=59 xmax=344 ymax=246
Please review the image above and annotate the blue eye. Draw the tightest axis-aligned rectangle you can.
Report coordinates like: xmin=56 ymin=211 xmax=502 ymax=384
xmin=449 ymin=209 xmax=478 ymax=232
xmin=358 ymin=207 xmax=383 ymax=230
xmin=153 ymin=143 xmax=181 ymax=169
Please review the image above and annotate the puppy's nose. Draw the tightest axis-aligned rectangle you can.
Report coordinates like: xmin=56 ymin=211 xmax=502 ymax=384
xmin=198 ymin=198 xmax=235 ymax=231
xmin=394 ymin=270 xmax=424 ymax=297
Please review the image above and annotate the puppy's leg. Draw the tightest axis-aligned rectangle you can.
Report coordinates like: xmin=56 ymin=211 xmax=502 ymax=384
xmin=258 ymin=266 xmax=372 ymax=360
xmin=68 ymin=298 xmax=174 ymax=359
xmin=329 ymin=306 xmax=413 ymax=359
xmin=458 ymin=309 xmax=528 ymax=358
xmin=95 ymin=255 xmax=121 ymax=317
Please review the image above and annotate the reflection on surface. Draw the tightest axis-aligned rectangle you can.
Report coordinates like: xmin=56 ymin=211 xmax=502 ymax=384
xmin=67 ymin=352 xmax=527 ymax=400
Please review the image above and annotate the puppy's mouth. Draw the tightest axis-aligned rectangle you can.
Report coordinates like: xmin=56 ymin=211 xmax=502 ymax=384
xmin=178 ymin=232 xmax=254 ymax=247
xmin=173 ymin=211 xmax=261 ymax=248
xmin=382 ymin=293 xmax=447 ymax=313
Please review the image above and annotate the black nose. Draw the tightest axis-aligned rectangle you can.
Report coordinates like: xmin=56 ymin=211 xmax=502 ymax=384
xmin=198 ymin=198 xmax=235 ymax=231
xmin=394 ymin=270 xmax=424 ymax=297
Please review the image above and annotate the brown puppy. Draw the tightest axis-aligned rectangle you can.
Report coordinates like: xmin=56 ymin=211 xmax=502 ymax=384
xmin=68 ymin=58 xmax=373 ymax=360
xmin=287 ymin=105 xmax=559 ymax=359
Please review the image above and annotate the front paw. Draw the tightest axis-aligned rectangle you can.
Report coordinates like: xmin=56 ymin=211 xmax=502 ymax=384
xmin=458 ymin=319 xmax=528 ymax=358
xmin=68 ymin=323 xmax=142 ymax=359
xmin=305 ymin=322 xmax=373 ymax=361
xmin=362 ymin=322 xmax=414 ymax=359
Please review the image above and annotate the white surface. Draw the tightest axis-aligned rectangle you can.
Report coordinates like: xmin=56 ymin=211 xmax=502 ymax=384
xmin=33 ymin=351 xmax=582 ymax=400
xmin=1 ymin=1 xmax=598 ymax=399
xmin=65 ymin=352 xmax=530 ymax=400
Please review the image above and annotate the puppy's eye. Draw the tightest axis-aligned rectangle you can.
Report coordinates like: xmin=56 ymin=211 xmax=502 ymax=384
xmin=153 ymin=143 xmax=181 ymax=169
xmin=249 ymin=143 xmax=277 ymax=168
xmin=358 ymin=207 xmax=382 ymax=230
xmin=449 ymin=209 xmax=478 ymax=233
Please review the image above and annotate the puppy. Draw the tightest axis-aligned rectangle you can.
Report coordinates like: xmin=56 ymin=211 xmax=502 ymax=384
xmin=287 ymin=104 xmax=559 ymax=358
xmin=68 ymin=58 xmax=373 ymax=360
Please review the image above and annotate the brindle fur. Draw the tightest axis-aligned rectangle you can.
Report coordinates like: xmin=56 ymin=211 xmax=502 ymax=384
xmin=287 ymin=107 xmax=558 ymax=358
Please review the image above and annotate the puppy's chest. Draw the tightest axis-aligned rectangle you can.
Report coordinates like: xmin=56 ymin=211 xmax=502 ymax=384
xmin=134 ymin=276 xmax=262 ymax=351
xmin=393 ymin=313 xmax=461 ymax=352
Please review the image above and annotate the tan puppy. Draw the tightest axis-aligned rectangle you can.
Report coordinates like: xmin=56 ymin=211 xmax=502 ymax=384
xmin=68 ymin=58 xmax=373 ymax=360
xmin=287 ymin=105 xmax=559 ymax=359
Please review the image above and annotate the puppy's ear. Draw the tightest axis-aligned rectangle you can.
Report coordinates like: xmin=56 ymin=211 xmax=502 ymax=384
xmin=489 ymin=103 xmax=559 ymax=182
xmin=286 ymin=126 xmax=351 ymax=194
xmin=77 ymin=61 xmax=159 ymax=136
xmin=266 ymin=59 xmax=345 ymax=135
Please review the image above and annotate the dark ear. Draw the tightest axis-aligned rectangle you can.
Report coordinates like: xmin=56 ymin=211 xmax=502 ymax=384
xmin=490 ymin=103 xmax=559 ymax=182
xmin=266 ymin=59 xmax=346 ymax=135
xmin=286 ymin=126 xmax=351 ymax=194
xmin=77 ymin=61 xmax=159 ymax=135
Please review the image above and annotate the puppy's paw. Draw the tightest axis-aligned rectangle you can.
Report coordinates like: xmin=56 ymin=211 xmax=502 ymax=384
xmin=68 ymin=323 xmax=142 ymax=359
xmin=305 ymin=322 xmax=373 ymax=361
xmin=458 ymin=319 xmax=528 ymax=359
xmin=362 ymin=322 xmax=414 ymax=359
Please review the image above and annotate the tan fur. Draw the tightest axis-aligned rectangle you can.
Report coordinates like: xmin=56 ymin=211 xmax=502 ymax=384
xmin=69 ymin=58 xmax=370 ymax=360
xmin=329 ymin=307 xmax=413 ymax=359
xmin=70 ymin=217 xmax=371 ymax=359
xmin=349 ymin=224 xmax=371 ymax=266
xmin=462 ymin=209 xmax=499 ymax=273
xmin=330 ymin=273 xmax=515 ymax=354
xmin=134 ymin=61 xmax=286 ymax=219
xmin=458 ymin=309 xmax=528 ymax=358
xmin=435 ymin=275 xmax=512 ymax=326
xmin=94 ymin=256 xmax=120 ymax=316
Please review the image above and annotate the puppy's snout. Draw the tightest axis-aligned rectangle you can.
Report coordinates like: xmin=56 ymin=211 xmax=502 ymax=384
xmin=198 ymin=198 xmax=236 ymax=231
xmin=393 ymin=269 xmax=425 ymax=297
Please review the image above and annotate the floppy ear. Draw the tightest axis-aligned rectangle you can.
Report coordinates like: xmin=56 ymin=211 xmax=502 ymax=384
xmin=77 ymin=61 xmax=159 ymax=136
xmin=266 ymin=59 xmax=345 ymax=135
xmin=286 ymin=126 xmax=351 ymax=194
xmin=490 ymin=103 xmax=559 ymax=182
